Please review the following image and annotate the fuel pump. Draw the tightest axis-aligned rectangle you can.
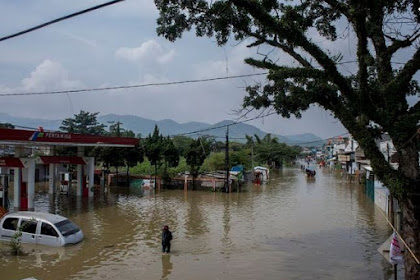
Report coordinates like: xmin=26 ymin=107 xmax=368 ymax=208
xmin=59 ymin=172 xmax=70 ymax=195
xmin=0 ymin=174 xmax=9 ymax=211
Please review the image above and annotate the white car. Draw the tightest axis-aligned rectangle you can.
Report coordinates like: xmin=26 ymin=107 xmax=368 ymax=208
xmin=0 ymin=211 xmax=84 ymax=247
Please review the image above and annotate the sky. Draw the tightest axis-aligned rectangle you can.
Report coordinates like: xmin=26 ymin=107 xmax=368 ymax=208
xmin=0 ymin=0 xmax=417 ymax=139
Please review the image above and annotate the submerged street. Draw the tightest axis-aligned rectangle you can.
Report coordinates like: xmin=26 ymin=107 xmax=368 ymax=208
xmin=1 ymin=167 xmax=395 ymax=280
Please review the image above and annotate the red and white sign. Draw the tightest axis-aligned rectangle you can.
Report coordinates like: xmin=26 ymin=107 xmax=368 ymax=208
xmin=0 ymin=128 xmax=138 ymax=147
xmin=390 ymin=232 xmax=403 ymax=264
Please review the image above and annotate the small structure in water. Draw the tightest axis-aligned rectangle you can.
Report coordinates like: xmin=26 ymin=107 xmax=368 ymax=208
xmin=253 ymin=166 xmax=269 ymax=183
xmin=305 ymin=161 xmax=316 ymax=177
xmin=230 ymin=165 xmax=245 ymax=182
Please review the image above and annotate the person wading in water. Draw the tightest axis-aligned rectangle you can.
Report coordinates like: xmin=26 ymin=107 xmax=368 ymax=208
xmin=162 ymin=225 xmax=173 ymax=253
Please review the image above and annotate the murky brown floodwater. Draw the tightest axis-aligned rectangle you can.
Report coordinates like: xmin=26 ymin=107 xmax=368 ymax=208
xmin=1 ymin=168 xmax=396 ymax=280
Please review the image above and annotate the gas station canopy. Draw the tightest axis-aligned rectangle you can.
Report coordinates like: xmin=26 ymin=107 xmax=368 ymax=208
xmin=0 ymin=157 xmax=24 ymax=167
xmin=39 ymin=156 xmax=86 ymax=165
xmin=0 ymin=128 xmax=139 ymax=148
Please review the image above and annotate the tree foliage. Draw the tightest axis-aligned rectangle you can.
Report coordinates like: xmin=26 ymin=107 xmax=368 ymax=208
xmin=155 ymin=1 xmax=420 ymax=277
xmin=144 ymin=125 xmax=179 ymax=177
xmin=0 ymin=123 xmax=14 ymax=129
xmin=248 ymin=134 xmax=300 ymax=167
xmin=172 ymin=135 xmax=194 ymax=156
xmin=185 ymin=137 xmax=211 ymax=179
xmin=144 ymin=125 xmax=163 ymax=167
xmin=60 ymin=110 xmax=106 ymax=135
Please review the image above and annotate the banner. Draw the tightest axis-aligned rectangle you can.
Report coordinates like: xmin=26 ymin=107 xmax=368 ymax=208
xmin=390 ymin=232 xmax=404 ymax=264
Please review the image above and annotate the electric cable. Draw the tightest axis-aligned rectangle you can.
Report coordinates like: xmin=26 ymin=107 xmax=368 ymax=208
xmin=0 ymin=73 xmax=268 ymax=97
xmin=0 ymin=0 xmax=125 ymax=43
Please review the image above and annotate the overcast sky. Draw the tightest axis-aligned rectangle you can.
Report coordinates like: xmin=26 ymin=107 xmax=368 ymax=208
xmin=0 ymin=0 xmax=417 ymax=139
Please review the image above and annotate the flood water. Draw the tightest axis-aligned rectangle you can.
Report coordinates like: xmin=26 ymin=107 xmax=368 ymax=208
xmin=1 ymin=168 xmax=396 ymax=280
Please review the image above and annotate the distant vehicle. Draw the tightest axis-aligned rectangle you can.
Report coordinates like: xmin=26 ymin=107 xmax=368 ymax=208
xmin=305 ymin=161 xmax=316 ymax=177
xmin=0 ymin=211 xmax=84 ymax=247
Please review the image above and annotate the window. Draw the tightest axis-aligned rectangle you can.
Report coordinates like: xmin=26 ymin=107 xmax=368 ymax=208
xmin=2 ymin=217 xmax=18 ymax=230
xmin=41 ymin=222 xmax=58 ymax=237
xmin=21 ymin=219 xmax=37 ymax=234
xmin=55 ymin=220 xmax=80 ymax=236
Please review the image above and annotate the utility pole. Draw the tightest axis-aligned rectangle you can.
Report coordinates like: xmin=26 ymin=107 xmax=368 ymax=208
xmin=387 ymin=142 xmax=395 ymax=227
xmin=225 ymin=125 xmax=230 ymax=193
xmin=350 ymin=137 xmax=354 ymax=182
xmin=251 ymin=143 xmax=254 ymax=169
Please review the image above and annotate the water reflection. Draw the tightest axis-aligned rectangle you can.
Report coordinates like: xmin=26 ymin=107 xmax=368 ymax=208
xmin=161 ymin=254 xmax=173 ymax=279
xmin=1 ymin=168 xmax=394 ymax=280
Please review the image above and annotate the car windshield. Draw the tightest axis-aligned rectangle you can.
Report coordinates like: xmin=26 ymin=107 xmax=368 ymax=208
xmin=54 ymin=219 xmax=80 ymax=237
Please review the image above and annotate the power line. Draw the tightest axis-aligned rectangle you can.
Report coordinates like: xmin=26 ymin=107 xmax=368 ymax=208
xmin=0 ymin=73 xmax=269 ymax=97
xmin=0 ymin=0 xmax=125 ymax=43
xmin=192 ymin=132 xmax=350 ymax=145
xmin=0 ymin=60 xmax=411 ymax=98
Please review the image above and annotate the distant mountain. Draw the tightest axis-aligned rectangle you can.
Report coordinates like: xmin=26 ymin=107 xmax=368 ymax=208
xmin=0 ymin=113 xmax=62 ymax=130
xmin=282 ymin=133 xmax=325 ymax=147
xmin=0 ymin=113 xmax=324 ymax=146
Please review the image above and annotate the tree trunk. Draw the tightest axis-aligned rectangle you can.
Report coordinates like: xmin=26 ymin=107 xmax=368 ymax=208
xmin=399 ymin=142 xmax=420 ymax=280
xmin=402 ymin=196 xmax=420 ymax=280
xmin=126 ymin=165 xmax=129 ymax=188
xmin=116 ymin=166 xmax=119 ymax=187
xmin=155 ymin=164 xmax=157 ymax=190
xmin=399 ymin=142 xmax=419 ymax=179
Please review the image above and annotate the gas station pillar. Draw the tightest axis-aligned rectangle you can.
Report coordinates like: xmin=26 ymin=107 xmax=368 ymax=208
xmin=48 ymin=163 xmax=56 ymax=195
xmin=27 ymin=158 xmax=35 ymax=211
xmin=13 ymin=146 xmax=23 ymax=211
xmin=13 ymin=168 xmax=21 ymax=211
xmin=76 ymin=147 xmax=84 ymax=197
xmin=87 ymin=157 xmax=95 ymax=198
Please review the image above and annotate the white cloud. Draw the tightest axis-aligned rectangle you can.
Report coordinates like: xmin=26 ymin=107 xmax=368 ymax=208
xmin=22 ymin=59 xmax=82 ymax=91
xmin=157 ymin=50 xmax=176 ymax=64
xmin=115 ymin=40 xmax=176 ymax=65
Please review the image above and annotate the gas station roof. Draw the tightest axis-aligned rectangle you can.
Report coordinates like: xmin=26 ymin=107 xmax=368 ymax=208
xmin=0 ymin=128 xmax=139 ymax=148
xmin=39 ymin=156 xmax=86 ymax=165
xmin=0 ymin=157 xmax=24 ymax=167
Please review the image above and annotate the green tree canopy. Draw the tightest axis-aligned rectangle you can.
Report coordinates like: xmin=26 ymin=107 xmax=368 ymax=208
xmin=155 ymin=1 xmax=420 ymax=277
xmin=172 ymin=135 xmax=194 ymax=156
xmin=60 ymin=110 xmax=106 ymax=135
xmin=163 ymin=136 xmax=180 ymax=168
xmin=185 ymin=137 xmax=211 ymax=188
xmin=0 ymin=123 xmax=14 ymax=129
xmin=144 ymin=125 xmax=163 ymax=167
xmin=248 ymin=134 xmax=300 ymax=168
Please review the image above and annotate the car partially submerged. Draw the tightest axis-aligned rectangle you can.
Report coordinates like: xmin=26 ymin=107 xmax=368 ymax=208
xmin=0 ymin=211 xmax=84 ymax=247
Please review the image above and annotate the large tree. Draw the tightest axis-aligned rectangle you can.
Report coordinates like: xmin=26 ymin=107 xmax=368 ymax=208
xmin=155 ymin=1 xmax=420 ymax=278
xmin=185 ymin=137 xmax=210 ymax=189
xmin=101 ymin=122 xmax=143 ymax=185
xmin=249 ymin=134 xmax=301 ymax=168
xmin=60 ymin=110 xmax=106 ymax=135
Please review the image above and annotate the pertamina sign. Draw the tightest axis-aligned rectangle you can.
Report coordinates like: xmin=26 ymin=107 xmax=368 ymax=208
xmin=29 ymin=131 xmax=71 ymax=141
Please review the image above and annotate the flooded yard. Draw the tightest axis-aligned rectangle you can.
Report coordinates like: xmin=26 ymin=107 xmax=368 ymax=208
xmin=1 ymin=168 xmax=395 ymax=279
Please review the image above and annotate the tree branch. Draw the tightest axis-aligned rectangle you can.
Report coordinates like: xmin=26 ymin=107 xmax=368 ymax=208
xmin=230 ymin=0 xmax=355 ymax=98
xmin=323 ymin=0 xmax=351 ymax=19
xmin=387 ymin=47 xmax=420 ymax=95
xmin=387 ymin=35 xmax=420 ymax=55
xmin=244 ymin=30 xmax=313 ymax=68
xmin=366 ymin=3 xmax=393 ymax=83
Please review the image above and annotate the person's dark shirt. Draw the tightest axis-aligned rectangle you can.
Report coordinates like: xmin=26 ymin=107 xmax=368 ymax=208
xmin=162 ymin=230 xmax=172 ymax=244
